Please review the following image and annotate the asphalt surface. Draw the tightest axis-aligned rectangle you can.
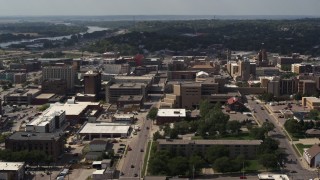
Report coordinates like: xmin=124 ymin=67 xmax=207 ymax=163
xmin=246 ymin=96 xmax=317 ymax=180
xmin=120 ymin=117 xmax=152 ymax=179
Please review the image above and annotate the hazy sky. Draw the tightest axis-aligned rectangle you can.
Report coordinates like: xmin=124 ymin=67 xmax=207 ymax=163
xmin=0 ymin=0 xmax=319 ymax=16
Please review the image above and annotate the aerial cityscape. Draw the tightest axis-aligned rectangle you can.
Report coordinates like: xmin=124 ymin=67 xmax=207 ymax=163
xmin=0 ymin=1 xmax=320 ymax=180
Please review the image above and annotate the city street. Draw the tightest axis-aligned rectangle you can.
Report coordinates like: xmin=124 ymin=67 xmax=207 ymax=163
xmin=246 ymin=96 xmax=317 ymax=180
xmin=120 ymin=118 xmax=152 ymax=179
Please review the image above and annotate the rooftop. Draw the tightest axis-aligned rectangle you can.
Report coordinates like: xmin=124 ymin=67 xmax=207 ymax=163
xmin=48 ymin=101 xmax=100 ymax=116
xmin=305 ymin=144 xmax=320 ymax=159
xmin=9 ymin=88 xmax=40 ymax=97
xmin=303 ymin=97 xmax=320 ymax=103
xmin=92 ymin=169 xmax=105 ymax=175
xmin=35 ymin=93 xmax=55 ymax=99
xmin=110 ymin=83 xmax=145 ymax=89
xmin=157 ymin=109 xmax=186 ymax=118
xmin=157 ymin=139 xmax=262 ymax=145
xmin=27 ymin=109 xmax=65 ymax=127
xmin=118 ymin=95 xmax=143 ymax=101
xmin=0 ymin=162 xmax=24 ymax=171
xmin=257 ymin=174 xmax=289 ymax=180
xmin=79 ymin=123 xmax=130 ymax=134
xmin=8 ymin=132 xmax=63 ymax=141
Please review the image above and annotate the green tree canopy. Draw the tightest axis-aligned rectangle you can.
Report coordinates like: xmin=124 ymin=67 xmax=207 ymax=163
xmin=147 ymin=107 xmax=158 ymax=120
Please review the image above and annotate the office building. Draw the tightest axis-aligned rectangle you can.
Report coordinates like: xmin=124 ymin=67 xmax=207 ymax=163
xmin=4 ymin=89 xmax=41 ymax=105
xmin=277 ymin=56 xmax=303 ymax=69
xmin=156 ymin=109 xmax=186 ymax=125
xmin=292 ymin=63 xmax=320 ymax=74
xmin=257 ymin=49 xmax=269 ymax=67
xmin=13 ymin=73 xmax=27 ymax=84
xmin=42 ymin=64 xmax=75 ymax=91
xmin=83 ymin=71 xmax=101 ymax=96
xmin=302 ymin=97 xmax=320 ymax=110
xmin=157 ymin=139 xmax=262 ymax=159
xmin=298 ymin=80 xmax=317 ymax=96
xmin=5 ymin=132 xmax=64 ymax=160
xmin=106 ymin=83 xmax=147 ymax=103
xmin=42 ymin=79 xmax=68 ymax=95
xmin=26 ymin=109 xmax=65 ymax=133
xmin=0 ymin=162 xmax=25 ymax=180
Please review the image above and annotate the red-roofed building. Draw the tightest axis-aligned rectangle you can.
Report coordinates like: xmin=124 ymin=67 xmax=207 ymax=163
xmin=226 ymin=97 xmax=247 ymax=112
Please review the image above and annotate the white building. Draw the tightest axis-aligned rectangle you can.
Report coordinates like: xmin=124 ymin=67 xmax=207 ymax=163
xmin=0 ymin=162 xmax=25 ymax=180
xmin=26 ymin=109 xmax=65 ymax=133
xmin=78 ymin=122 xmax=131 ymax=140
xmin=303 ymin=144 xmax=320 ymax=167
xmin=258 ymin=174 xmax=289 ymax=180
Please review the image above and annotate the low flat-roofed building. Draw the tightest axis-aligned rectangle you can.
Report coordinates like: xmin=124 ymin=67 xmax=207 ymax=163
xmin=157 ymin=139 xmax=262 ymax=159
xmin=106 ymin=83 xmax=147 ymax=103
xmin=4 ymin=88 xmax=41 ymax=105
xmin=26 ymin=108 xmax=65 ymax=133
xmin=156 ymin=109 xmax=186 ymax=125
xmin=117 ymin=95 xmax=144 ymax=109
xmin=78 ymin=122 xmax=131 ymax=140
xmin=32 ymin=93 xmax=56 ymax=105
xmin=112 ymin=114 xmax=134 ymax=124
xmin=0 ymin=162 xmax=25 ymax=180
xmin=258 ymin=174 xmax=289 ymax=180
xmin=302 ymin=97 xmax=320 ymax=110
xmin=5 ymin=132 xmax=64 ymax=160
xmin=48 ymin=101 xmax=102 ymax=125
xmin=76 ymin=93 xmax=97 ymax=102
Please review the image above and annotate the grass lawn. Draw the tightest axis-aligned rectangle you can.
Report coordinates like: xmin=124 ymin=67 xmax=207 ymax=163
xmin=245 ymin=160 xmax=264 ymax=172
xmin=295 ymin=143 xmax=312 ymax=155
xmin=141 ymin=141 xmax=151 ymax=177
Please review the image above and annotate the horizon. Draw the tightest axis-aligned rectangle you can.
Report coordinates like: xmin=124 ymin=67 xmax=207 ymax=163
xmin=0 ymin=0 xmax=319 ymax=17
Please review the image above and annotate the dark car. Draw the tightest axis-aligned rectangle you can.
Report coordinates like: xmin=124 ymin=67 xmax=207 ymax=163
xmin=131 ymin=165 xmax=135 ymax=168
xmin=290 ymin=170 xmax=297 ymax=173
xmin=134 ymin=173 xmax=138 ymax=177
xmin=119 ymin=144 xmax=126 ymax=146
xmin=140 ymin=149 xmax=144 ymax=152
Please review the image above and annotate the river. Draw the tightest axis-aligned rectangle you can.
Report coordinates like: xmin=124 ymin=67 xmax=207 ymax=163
xmin=0 ymin=26 xmax=109 ymax=48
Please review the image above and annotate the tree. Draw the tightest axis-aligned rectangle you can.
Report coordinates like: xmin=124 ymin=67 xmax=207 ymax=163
xmin=189 ymin=155 xmax=205 ymax=176
xmin=213 ymin=157 xmax=232 ymax=173
xmin=259 ymin=153 xmax=278 ymax=170
xmin=169 ymin=128 xmax=179 ymax=139
xmin=205 ymin=146 xmax=229 ymax=163
xmin=262 ymin=122 xmax=275 ymax=136
xmin=153 ymin=131 xmax=163 ymax=141
xmin=259 ymin=137 xmax=279 ymax=154
xmin=250 ymin=127 xmax=266 ymax=140
xmin=284 ymin=119 xmax=302 ymax=134
xmin=168 ymin=156 xmax=189 ymax=176
xmin=309 ymin=109 xmax=319 ymax=120
xmin=174 ymin=121 xmax=190 ymax=135
xmin=227 ymin=120 xmax=241 ymax=134
xmin=147 ymin=107 xmax=158 ymax=120
xmin=199 ymin=100 xmax=213 ymax=118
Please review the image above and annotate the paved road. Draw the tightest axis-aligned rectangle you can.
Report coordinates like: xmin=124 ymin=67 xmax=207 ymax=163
xmin=120 ymin=117 xmax=152 ymax=179
xmin=246 ymin=96 xmax=317 ymax=180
